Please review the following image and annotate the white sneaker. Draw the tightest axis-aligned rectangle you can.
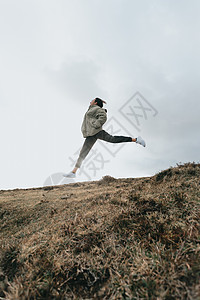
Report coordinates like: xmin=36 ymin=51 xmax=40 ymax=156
xmin=63 ymin=171 xmax=76 ymax=178
xmin=136 ymin=136 xmax=146 ymax=147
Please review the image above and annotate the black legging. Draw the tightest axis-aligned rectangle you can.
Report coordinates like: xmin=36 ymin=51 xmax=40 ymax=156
xmin=75 ymin=130 xmax=132 ymax=168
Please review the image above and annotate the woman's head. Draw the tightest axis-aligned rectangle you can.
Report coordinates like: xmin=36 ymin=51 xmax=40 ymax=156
xmin=90 ymin=98 xmax=107 ymax=108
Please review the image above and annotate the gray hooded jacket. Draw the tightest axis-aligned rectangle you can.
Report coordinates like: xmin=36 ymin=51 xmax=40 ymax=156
xmin=81 ymin=105 xmax=107 ymax=138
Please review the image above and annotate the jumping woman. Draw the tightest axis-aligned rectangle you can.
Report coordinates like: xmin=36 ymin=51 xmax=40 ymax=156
xmin=63 ymin=98 xmax=146 ymax=178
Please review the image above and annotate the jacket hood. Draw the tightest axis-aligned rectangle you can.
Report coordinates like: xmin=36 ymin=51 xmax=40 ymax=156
xmin=88 ymin=105 xmax=107 ymax=113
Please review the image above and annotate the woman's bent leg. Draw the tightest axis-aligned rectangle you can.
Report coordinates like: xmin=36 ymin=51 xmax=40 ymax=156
xmin=75 ymin=136 xmax=97 ymax=168
xmin=96 ymin=130 xmax=133 ymax=143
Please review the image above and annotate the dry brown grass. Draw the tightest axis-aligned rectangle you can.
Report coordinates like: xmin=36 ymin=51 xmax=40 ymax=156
xmin=0 ymin=162 xmax=199 ymax=299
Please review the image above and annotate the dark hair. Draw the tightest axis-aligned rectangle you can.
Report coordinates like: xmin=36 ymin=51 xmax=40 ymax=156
xmin=95 ymin=98 xmax=104 ymax=108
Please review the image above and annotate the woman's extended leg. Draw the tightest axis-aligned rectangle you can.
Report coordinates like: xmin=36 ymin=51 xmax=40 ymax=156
xmin=71 ymin=131 xmax=133 ymax=174
xmin=64 ymin=131 xmax=145 ymax=177
xmin=95 ymin=130 xmax=135 ymax=143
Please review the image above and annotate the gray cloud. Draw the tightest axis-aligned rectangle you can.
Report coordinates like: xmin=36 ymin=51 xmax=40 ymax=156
xmin=45 ymin=58 xmax=108 ymax=102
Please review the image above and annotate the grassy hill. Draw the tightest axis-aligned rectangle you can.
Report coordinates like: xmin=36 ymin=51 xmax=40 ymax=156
xmin=0 ymin=163 xmax=199 ymax=299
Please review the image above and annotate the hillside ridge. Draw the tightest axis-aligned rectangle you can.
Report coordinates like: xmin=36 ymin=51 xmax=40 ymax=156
xmin=0 ymin=162 xmax=199 ymax=299
xmin=0 ymin=174 xmax=149 ymax=193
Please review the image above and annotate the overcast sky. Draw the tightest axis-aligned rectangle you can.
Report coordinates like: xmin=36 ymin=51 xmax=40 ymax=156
xmin=0 ymin=0 xmax=200 ymax=190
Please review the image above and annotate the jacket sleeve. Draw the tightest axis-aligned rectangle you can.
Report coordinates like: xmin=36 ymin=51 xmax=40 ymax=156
xmin=92 ymin=109 xmax=107 ymax=129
